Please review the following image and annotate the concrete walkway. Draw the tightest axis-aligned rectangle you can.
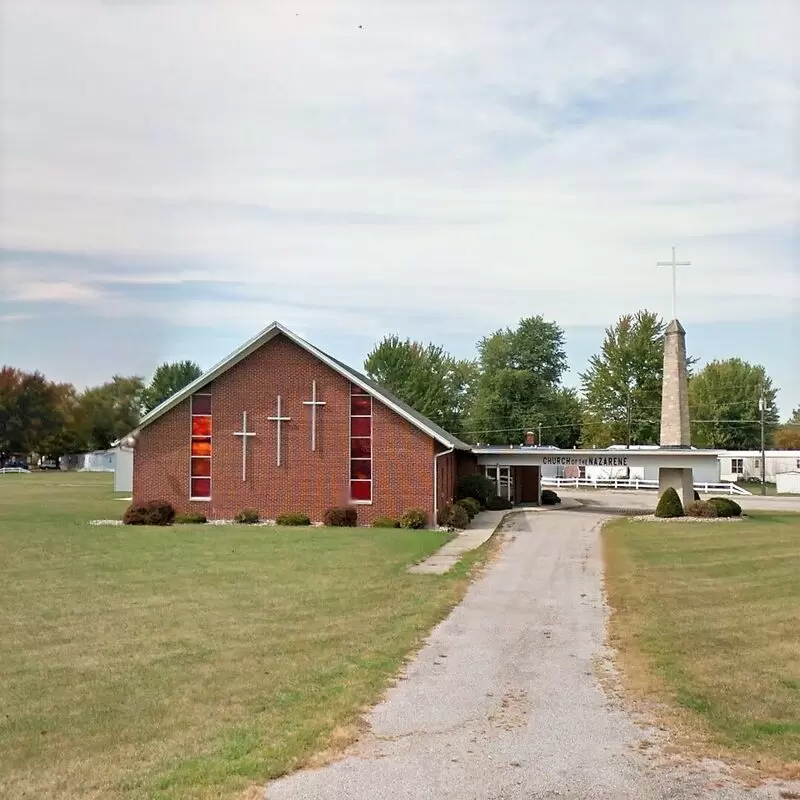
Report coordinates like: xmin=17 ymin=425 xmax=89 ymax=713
xmin=266 ymin=506 xmax=799 ymax=800
xmin=409 ymin=501 xmax=585 ymax=575
xmin=408 ymin=510 xmax=507 ymax=575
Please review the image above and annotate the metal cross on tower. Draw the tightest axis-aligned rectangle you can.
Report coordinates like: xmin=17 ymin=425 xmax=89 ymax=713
xmin=656 ymin=246 xmax=691 ymax=320
xmin=302 ymin=380 xmax=326 ymax=451
xmin=267 ymin=395 xmax=291 ymax=467
xmin=233 ymin=411 xmax=256 ymax=481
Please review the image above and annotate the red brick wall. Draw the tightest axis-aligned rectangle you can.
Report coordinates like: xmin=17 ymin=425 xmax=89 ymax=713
xmin=133 ymin=334 xmax=443 ymax=525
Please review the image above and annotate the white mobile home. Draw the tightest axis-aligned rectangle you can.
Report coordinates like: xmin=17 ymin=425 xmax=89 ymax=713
xmin=719 ymin=451 xmax=800 ymax=483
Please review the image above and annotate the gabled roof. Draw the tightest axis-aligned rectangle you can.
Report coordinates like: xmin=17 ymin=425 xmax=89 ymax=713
xmin=122 ymin=321 xmax=470 ymax=450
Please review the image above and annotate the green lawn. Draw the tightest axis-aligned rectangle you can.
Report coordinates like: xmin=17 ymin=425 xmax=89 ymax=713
xmin=0 ymin=473 xmax=485 ymax=799
xmin=603 ymin=512 xmax=800 ymax=776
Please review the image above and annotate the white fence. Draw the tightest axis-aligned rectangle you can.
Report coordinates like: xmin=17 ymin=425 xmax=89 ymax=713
xmin=542 ymin=476 xmax=750 ymax=496
xmin=0 ymin=467 xmax=31 ymax=475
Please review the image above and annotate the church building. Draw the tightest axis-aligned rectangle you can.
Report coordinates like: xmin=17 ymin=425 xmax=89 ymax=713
xmin=126 ymin=322 xmax=477 ymax=524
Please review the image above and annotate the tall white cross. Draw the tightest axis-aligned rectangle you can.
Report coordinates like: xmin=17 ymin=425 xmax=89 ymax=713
xmin=656 ymin=246 xmax=691 ymax=320
xmin=302 ymin=380 xmax=326 ymax=451
xmin=233 ymin=411 xmax=256 ymax=482
xmin=267 ymin=395 xmax=291 ymax=467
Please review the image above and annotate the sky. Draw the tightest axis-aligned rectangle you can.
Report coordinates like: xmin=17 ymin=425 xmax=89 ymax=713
xmin=1 ymin=0 xmax=798 ymax=418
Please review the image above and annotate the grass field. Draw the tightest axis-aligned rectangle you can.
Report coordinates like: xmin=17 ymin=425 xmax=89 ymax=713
xmin=0 ymin=473 xmax=488 ymax=799
xmin=603 ymin=512 xmax=800 ymax=776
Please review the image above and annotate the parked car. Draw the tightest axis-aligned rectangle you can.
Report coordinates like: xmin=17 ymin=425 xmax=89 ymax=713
xmin=2 ymin=458 xmax=28 ymax=470
xmin=38 ymin=457 xmax=59 ymax=470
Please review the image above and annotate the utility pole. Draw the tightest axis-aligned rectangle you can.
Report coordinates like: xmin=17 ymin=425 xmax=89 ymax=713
xmin=626 ymin=384 xmax=633 ymax=449
xmin=538 ymin=421 xmax=543 ymax=447
xmin=759 ymin=387 xmax=766 ymax=496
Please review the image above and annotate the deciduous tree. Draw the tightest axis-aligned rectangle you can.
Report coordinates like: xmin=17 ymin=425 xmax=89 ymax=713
xmin=364 ymin=336 xmax=476 ymax=433
xmin=579 ymin=311 xmax=667 ymax=447
xmin=466 ymin=316 xmax=579 ymax=446
xmin=773 ymin=425 xmax=800 ymax=450
xmin=77 ymin=376 xmax=145 ymax=450
xmin=689 ymin=359 xmax=779 ymax=449
xmin=0 ymin=367 xmax=69 ymax=456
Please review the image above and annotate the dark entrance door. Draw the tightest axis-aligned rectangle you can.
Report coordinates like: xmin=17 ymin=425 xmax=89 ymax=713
xmin=513 ymin=466 xmax=540 ymax=504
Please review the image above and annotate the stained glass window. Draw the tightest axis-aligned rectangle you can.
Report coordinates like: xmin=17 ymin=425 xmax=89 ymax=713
xmin=350 ymin=395 xmax=371 ymax=416
xmin=349 ymin=384 xmax=372 ymax=502
xmin=191 ymin=438 xmax=212 ymax=457
xmin=351 ymin=459 xmax=371 ymax=480
xmin=191 ymin=394 xmax=212 ymax=499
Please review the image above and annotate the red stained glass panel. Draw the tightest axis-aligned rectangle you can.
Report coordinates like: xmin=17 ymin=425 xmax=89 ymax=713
xmin=191 ymin=477 xmax=211 ymax=498
xmin=191 ymin=416 xmax=212 ymax=436
xmin=191 ymin=457 xmax=211 ymax=477
xmin=351 ymin=438 xmax=371 ymax=459
xmin=351 ymin=385 xmax=369 ymax=395
xmin=350 ymin=479 xmax=371 ymax=501
xmin=191 ymin=394 xmax=212 ymax=415
xmin=350 ymin=395 xmax=371 ymax=416
xmin=350 ymin=416 xmax=371 ymax=437
xmin=351 ymin=459 xmax=371 ymax=480
xmin=191 ymin=438 xmax=212 ymax=456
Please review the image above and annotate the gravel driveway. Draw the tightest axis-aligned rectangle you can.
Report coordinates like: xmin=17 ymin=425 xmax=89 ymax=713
xmin=266 ymin=509 xmax=797 ymax=800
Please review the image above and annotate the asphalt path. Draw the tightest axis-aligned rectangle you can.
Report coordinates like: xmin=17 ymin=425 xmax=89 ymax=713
xmin=266 ymin=506 xmax=798 ymax=800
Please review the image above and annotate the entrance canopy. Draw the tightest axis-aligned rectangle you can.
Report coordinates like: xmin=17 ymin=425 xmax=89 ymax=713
xmin=473 ymin=447 xmax=721 ymax=506
xmin=473 ymin=446 xmax=720 ymax=471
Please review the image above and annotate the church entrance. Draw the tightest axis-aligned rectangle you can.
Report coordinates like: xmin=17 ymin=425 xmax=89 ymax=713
xmin=482 ymin=465 xmax=541 ymax=505
xmin=513 ymin=465 xmax=541 ymax=505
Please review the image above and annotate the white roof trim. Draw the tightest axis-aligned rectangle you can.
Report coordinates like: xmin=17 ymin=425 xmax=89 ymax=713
xmin=120 ymin=321 xmax=466 ymax=449
xmin=471 ymin=447 xmax=723 ymax=457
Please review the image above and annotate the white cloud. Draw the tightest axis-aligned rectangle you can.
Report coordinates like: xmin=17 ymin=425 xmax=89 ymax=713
xmin=0 ymin=0 xmax=797 ymax=352
xmin=0 ymin=313 xmax=35 ymax=324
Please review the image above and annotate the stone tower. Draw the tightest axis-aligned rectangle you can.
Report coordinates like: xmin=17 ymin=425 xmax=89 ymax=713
xmin=658 ymin=319 xmax=694 ymax=506
xmin=660 ymin=319 xmax=691 ymax=446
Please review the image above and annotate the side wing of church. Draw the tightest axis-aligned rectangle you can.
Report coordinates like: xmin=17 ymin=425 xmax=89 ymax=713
xmin=127 ymin=322 xmax=476 ymax=524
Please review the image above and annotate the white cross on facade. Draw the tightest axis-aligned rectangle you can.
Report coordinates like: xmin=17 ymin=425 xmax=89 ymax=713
xmin=302 ymin=380 xmax=327 ymax=451
xmin=267 ymin=395 xmax=291 ymax=467
xmin=233 ymin=411 xmax=256 ymax=481
xmin=656 ymin=246 xmax=691 ymax=320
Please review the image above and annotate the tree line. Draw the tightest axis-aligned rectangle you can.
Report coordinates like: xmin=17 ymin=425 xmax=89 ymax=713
xmin=2 ymin=312 xmax=798 ymax=461
xmin=364 ymin=311 xmax=797 ymax=450
xmin=0 ymin=361 xmax=202 ymax=460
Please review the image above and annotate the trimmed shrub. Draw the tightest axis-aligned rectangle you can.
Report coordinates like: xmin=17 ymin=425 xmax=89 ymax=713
xmin=400 ymin=508 xmax=428 ymax=529
xmin=707 ymin=497 xmax=742 ymax=518
xmin=122 ymin=505 xmax=147 ymax=525
xmin=486 ymin=495 xmax=513 ymax=510
xmin=456 ymin=497 xmax=481 ymax=519
xmin=655 ymin=487 xmax=684 ymax=518
xmin=175 ymin=511 xmax=207 ymax=524
xmin=686 ymin=500 xmax=718 ymax=518
xmin=541 ymin=489 xmax=560 ymax=506
xmin=324 ymin=506 xmax=358 ymax=527
xmin=372 ymin=516 xmax=400 ymax=528
xmin=276 ymin=512 xmax=311 ymax=526
xmin=456 ymin=473 xmax=496 ymax=509
xmin=436 ymin=503 xmax=470 ymax=529
xmin=123 ymin=500 xmax=175 ymax=526
xmin=234 ymin=508 xmax=260 ymax=524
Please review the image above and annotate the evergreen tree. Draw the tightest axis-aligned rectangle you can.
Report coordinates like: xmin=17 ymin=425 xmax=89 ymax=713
xmin=142 ymin=360 xmax=203 ymax=414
